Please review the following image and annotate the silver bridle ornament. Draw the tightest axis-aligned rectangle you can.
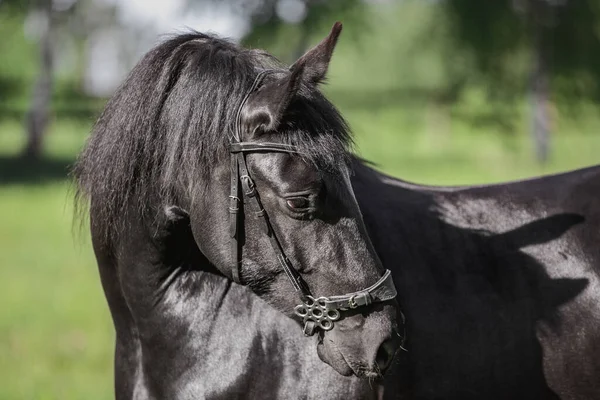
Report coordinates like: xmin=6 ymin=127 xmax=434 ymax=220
xmin=294 ymin=269 xmax=397 ymax=336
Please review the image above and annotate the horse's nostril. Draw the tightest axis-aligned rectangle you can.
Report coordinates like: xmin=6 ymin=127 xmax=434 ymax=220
xmin=375 ymin=337 xmax=399 ymax=375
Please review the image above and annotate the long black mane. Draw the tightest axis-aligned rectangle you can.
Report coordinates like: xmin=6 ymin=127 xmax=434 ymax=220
xmin=73 ymin=32 xmax=351 ymax=240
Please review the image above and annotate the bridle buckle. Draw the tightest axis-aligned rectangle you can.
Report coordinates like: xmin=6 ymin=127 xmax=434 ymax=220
xmin=240 ymin=175 xmax=257 ymax=197
xmin=228 ymin=195 xmax=240 ymax=214
xmin=348 ymin=295 xmax=358 ymax=309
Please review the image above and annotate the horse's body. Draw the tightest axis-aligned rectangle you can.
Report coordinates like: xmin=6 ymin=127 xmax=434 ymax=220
xmin=354 ymin=160 xmax=600 ymax=399
xmin=76 ymin=27 xmax=600 ymax=400
xmin=94 ymin=158 xmax=600 ymax=399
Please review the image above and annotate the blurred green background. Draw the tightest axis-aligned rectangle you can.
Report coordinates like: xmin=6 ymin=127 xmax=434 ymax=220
xmin=2 ymin=0 xmax=600 ymax=398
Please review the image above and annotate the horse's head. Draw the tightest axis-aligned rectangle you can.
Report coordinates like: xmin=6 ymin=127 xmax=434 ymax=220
xmin=185 ymin=23 xmax=402 ymax=378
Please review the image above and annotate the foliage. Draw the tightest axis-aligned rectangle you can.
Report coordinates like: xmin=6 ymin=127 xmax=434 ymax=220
xmin=442 ymin=0 xmax=600 ymax=101
xmin=242 ymin=0 xmax=368 ymax=64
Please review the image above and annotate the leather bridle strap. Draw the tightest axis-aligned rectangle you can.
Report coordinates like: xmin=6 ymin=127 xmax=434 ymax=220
xmin=228 ymin=150 xmax=242 ymax=283
xmin=230 ymin=142 xmax=297 ymax=153
xmin=228 ymin=69 xmax=275 ymax=284
xmin=292 ymin=269 xmax=397 ymax=336
xmin=230 ymin=142 xmax=310 ymax=297
xmin=322 ymin=269 xmax=396 ymax=310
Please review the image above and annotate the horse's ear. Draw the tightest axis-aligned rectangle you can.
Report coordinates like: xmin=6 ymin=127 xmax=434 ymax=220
xmin=240 ymin=22 xmax=342 ymax=135
xmin=241 ymin=67 xmax=303 ymax=136
xmin=290 ymin=21 xmax=342 ymax=86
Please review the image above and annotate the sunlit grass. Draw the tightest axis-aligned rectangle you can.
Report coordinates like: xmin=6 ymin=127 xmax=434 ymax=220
xmin=0 ymin=181 xmax=113 ymax=400
xmin=0 ymin=120 xmax=113 ymax=400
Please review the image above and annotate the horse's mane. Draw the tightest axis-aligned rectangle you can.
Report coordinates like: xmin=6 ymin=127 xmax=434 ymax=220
xmin=73 ymin=31 xmax=351 ymax=241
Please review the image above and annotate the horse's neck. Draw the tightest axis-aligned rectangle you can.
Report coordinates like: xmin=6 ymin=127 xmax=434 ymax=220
xmin=149 ymin=210 xmax=313 ymax=359
xmin=154 ymin=239 xmax=312 ymax=358
xmin=188 ymin=272 xmax=308 ymax=354
xmin=131 ymin=199 xmax=373 ymax=397
xmin=352 ymin=162 xmax=439 ymax=266
xmin=169 ymin=271 xmax=376 ymax=396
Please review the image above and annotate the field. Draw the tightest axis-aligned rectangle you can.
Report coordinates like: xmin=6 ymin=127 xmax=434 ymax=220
xmin=0 ymin=120 xmax=113 ymax=400
xmin=1 ymin=99 xmax=600 ymax=400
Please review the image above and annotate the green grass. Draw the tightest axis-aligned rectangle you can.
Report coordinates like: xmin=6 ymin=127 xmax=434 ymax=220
xmin=346 ymin=104 xmax=600 ymax=184
xmin=0 ymin=121 xmax=113 ymax=400
xmin=1 ymin=105 xmax=600 ymax=399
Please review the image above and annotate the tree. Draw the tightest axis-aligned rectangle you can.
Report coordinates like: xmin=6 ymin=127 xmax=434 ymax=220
xmin=18 ymin=0 xmax=119 ymax=158
xmin=241 ymin=0 xmax=367 ymax=63
xmin=23 ymin=0 xmax=54 ymax=159
xmin=442 ymin=0 xmax=600 ymax=163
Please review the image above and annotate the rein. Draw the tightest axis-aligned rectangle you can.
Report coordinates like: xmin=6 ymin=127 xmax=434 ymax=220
xmin=228 ymin=71 xmax=397 ymax=336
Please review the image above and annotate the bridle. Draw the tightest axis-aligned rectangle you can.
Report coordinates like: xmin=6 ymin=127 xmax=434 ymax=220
xmin=228 ymin=70 xmax=397 ymax=336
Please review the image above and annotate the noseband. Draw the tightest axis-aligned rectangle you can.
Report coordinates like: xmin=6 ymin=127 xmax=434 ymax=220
xmin=228 ymin=71 xmax=397 ymax=336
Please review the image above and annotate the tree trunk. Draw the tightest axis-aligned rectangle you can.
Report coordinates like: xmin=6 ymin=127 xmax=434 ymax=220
xmin=23 ymin=0 xmax=54 ymax=159
xmin=530 ymin=5 xmax=550 ymax=164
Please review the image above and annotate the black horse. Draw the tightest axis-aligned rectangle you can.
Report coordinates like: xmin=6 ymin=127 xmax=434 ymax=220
xmin=134 ymin=158 xmax=600 ymax=400
xmin=74 ymin=23 xmax=402 ymax=398
xmin=74 ymin=23 xmax=600 ymax=400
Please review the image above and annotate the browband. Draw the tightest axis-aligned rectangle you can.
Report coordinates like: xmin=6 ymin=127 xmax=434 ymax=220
xmin=230 ymin=142 xmax=298 ymax=154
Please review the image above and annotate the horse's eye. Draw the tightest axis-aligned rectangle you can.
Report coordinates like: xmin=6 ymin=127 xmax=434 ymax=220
xmin=286 ymin=197 xmax=310 ymax=210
